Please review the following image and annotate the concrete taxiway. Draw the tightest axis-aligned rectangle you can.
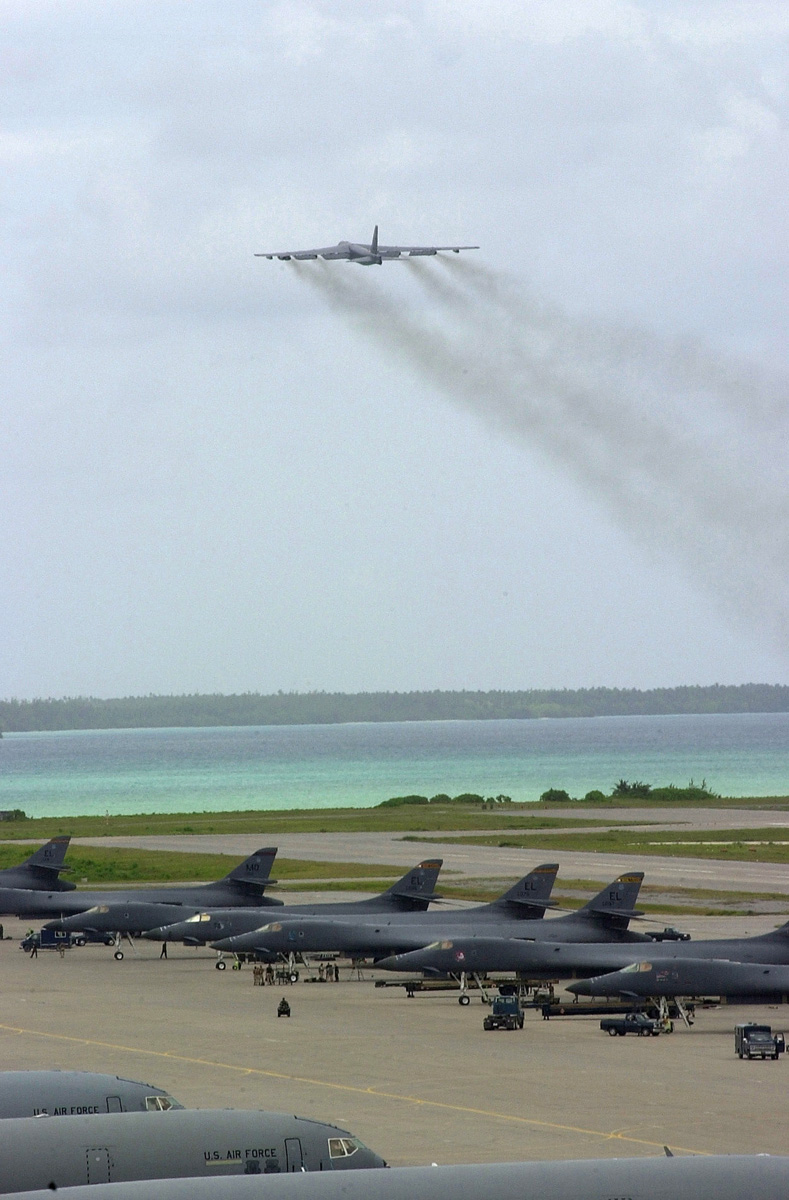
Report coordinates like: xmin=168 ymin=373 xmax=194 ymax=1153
xmin=1 ymin=907 xmax=788 ymax=1166
xmin=63 ymin=818 xmax=789 ymax=895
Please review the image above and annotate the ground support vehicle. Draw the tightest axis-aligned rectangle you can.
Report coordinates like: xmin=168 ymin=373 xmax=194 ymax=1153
xmin=648 ymin=927 xmax=691 ymax=942
xmin=483 ymin=996 xmax=525 ymax=1031
xmin=735 ymin=1023 xmax=785 ymax=1060
xmin=600 ymin=1012 xmax=669 ymax=1037
xmin=21 ymin=929 xmax=116 ymax=953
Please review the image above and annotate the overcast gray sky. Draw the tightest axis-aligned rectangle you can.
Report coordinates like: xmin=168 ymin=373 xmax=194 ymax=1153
xmin=3 ymin=0 xmax=788 ymax=699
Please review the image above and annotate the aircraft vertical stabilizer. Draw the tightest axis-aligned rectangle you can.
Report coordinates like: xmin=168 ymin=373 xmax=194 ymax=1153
xmin=0 ymin=837 xmax=76 ymax=892
xmin=380 ymin=860 xmax=443 ymax=911
xmin=491 ymin=864 xmax=559 ymax=918
xmin=219 ymin=847 xmax=279 ymax=895
xmin=576 ymin=872 xmax=644 ymax=929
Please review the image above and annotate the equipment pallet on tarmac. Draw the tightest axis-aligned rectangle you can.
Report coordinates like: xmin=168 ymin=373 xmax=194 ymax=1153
xmin=537 ymin=1000 xmax=692 ymax=1019
xmin=375 ymin=976 xmax=497 ymax=999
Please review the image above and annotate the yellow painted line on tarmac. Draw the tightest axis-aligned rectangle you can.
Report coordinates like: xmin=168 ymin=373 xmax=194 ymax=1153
xmin=0 ymin=1021 xmax=707 ymax=1157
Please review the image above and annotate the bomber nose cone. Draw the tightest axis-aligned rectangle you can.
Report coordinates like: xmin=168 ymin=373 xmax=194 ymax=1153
xmin=374 ymin=954 xmax=403 ymax=971
xmin=210 ymin=937 xmax=240 ymax=951
xmin=141 ymin=928 xmax=165 ymax=940
xmin=566 ymin=979 xmax=592 ymax=996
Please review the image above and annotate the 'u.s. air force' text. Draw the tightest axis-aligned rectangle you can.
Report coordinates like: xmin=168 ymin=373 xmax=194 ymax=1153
xmin=204 ymin=1148 xmax=278 ymax=1162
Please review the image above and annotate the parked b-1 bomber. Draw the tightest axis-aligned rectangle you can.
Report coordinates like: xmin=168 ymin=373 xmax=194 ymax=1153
xmin=44 ymin=859 xmax=444 ymax=942
xmin=204 ymin=872 xmax=650 ymax=962
xmin=0 ymin=848 xmax=282 ymax=919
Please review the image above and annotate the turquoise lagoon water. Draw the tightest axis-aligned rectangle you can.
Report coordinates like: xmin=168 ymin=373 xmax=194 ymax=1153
xmin=0 ymin=713 xmax=787 ymax=818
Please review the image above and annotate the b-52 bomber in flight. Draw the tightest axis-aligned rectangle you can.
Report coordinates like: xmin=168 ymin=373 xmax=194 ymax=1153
xmin=256 ymin=225 xmax=478 ymax=265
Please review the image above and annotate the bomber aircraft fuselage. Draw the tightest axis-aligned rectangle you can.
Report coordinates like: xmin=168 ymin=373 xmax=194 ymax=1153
xmin=48 ymin=860 xmax=445 ymax=938
xmin=0 ymin=848 xmax=282 ymax=919
xmin=569 ymin=957 xmax=789 ymax=1000
xmin=375 ymin=920 xmax=789 ymax=979
xmin=148 ymin=863 xmax=556 ymax=945
xmin=208 ymin=872 xmax=651 ymax=958
xmin=256 ymin=226 xmax=478 ymax=265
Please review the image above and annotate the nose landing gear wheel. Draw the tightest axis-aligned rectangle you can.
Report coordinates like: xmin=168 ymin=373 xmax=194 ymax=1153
xmin=113 ymin=950 xmax=124 ymax=961
xmin=216 ymin=959 xmax=227 ymax=970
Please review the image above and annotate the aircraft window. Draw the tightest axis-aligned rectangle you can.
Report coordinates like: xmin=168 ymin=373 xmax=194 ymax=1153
xmin=341 ymin=1139 xmax=358 ymax=1156
xmin=328 ymin=1139 xmax=346 ymax=1158
xmin=145 ymin=1096 xmax=176 ymax=1111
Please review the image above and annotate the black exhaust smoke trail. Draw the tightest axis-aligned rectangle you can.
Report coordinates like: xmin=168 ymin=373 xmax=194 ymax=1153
xmin=297 ymin=259 xmax=789 ymax=650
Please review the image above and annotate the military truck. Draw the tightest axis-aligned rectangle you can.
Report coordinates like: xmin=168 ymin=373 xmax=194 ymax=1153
xmin=483 ymin=995 xmax=524 ymax=1031
xmin=600 ymin=1012 xmax=666 ymax=1037
xmin=21 ymin=929 xmax=115 ymax=953
xmin=735 ymin=1023 xmax=785 ymax=1060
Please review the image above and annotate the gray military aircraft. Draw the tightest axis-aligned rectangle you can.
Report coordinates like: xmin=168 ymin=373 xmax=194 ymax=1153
xmin=50 ymin=859 xmax=444 ymax=941
xmin=0 ymin=837 xmax=75 ymax=892
xmin=256 ymin=226 xmax=478 ymax=265
xmin=569 ymin=957 xmax=789 ymax=1001
xmin=0 ymin=1071 xmax=182 ymax=1119
xmin=0 ymin=847 xmax=282 ymax=919
xmin=375 ymin=916 xmax=789 ymax=979
xmin=0 ymin=1108 xmax=385 ymax=1192
xmin=146 ymin=862 xmax=555 ymax=947
xmin=9 ymin=1154 xmax=789 ymax=1200
xmin=209 ymin=872 xmax=649 ymax=960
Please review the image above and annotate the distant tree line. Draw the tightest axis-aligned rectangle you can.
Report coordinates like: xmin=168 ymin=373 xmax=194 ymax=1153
xmin=539 ymin=778 xmax=719 ymax=804
xmin=0 ymin=684 xmax=788 ymax=733
xmin=378 ymin=793 xmax=513 ymax=808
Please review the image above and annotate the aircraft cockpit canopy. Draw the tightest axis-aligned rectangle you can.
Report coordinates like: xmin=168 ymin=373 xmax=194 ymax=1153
xmin=328 ymin=1137 xmax=366 ymax=1159
xmin=144 ymin=1095 xmax=179 ymax=1111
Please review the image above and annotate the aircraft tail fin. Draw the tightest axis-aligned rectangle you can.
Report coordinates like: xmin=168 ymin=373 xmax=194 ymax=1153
xmin=576 ymin=872 xmax=645 ymax=927
xmin=3 ymin=836 xmax=76 ymax=891
xmin=379 ymin=860 xmax=443 ymax=911
xmin=491 ymin=864 xmax=559 ymax=917
xmin=220 ymin=847 xmax=279 ymax=894
xmin=371 ymin=225 xmax=379 ymax=254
